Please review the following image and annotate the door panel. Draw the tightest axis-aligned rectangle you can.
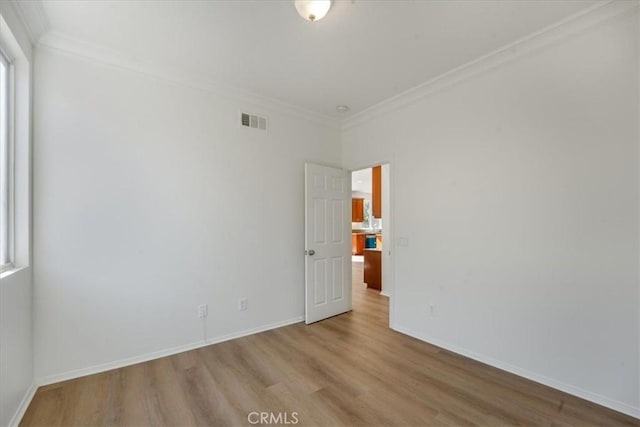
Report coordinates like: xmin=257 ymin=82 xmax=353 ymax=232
xmin=332 ymin=257 xmax=344 ymax=300
xmin=331 ymin=200 xmax=344 ymax=242
xmin=313 ymin=199 xmax=326 ymax=243
xmin=313 ymin=258 xmax=327 ymax=305
xmin=305 ymin=163 xmax=351 ymax=324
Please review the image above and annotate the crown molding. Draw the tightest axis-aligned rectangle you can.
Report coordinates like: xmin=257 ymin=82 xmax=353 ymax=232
xmin=9 ymin=0 xmax=49 ymax=45
xmin=37 ymin=30 xmax=341 ymax=129
xmin=342 ymin=0 xmax=639 ymax=131
xmin=24 ymin=0 xmax=638 ymax=132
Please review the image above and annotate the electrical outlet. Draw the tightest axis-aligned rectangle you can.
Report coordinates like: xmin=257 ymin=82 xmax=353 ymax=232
xmin=198 ymin=304 xmax=208 ymax=318
xmin=238 ymin=297 xmax=248 ymax=311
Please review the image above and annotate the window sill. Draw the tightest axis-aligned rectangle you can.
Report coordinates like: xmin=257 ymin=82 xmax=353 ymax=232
xmin=0 ymin=265 xmax=28 ymax=280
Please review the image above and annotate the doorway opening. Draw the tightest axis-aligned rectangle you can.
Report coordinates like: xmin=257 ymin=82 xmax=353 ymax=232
xmin=302 ymin=162 xmax=392 ymax=325
xmin=350 ymin=164 xmax=392 ymax=318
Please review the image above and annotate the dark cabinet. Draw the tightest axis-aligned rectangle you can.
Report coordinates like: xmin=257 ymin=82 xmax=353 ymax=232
xmin=352 ymin=198 xmax=364 ymax=222
xmin=351 ymin=234 xmax=365 ymax=255
xmin=364 ymin=249 xmax=381 ymax=290
xmin=372 ymin=166 xmax=382 ymax=218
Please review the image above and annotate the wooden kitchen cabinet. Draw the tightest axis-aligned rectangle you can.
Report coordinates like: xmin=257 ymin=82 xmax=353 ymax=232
xmin=372 ymin=166 xmax=382 ymax=218
xmin=364 ymin=249 xmax=381 ymax=290
xmin=352 ymin=198 xmax=364 ymax=222
xmin=351 ymin=234 xmax=365 ymax=255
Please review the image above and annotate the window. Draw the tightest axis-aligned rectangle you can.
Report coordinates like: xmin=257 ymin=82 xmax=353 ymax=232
xmin=0 ymin=50 xmax=11 ymax=270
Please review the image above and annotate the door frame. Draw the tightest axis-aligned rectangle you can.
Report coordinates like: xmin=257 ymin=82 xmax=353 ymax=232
xmin=348 ymin=159 xmax=395 ymax=328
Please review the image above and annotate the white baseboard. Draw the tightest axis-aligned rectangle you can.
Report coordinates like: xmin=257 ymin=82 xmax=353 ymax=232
xmin=204 ymin=316 xmax=304 ymax=346
xmin=379 ymin=291 xmax=390 ymax=297
xmin=8 ymin=382 xmax=37 ymax=427
xmin=37 ymin=316 xmax=303 ymax=387
xmin=392 ymin=324 xmax=640 ymax=419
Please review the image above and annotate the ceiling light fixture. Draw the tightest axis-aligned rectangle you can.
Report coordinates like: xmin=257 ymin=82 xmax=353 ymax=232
xmin=336 ymin=105 xmax=350 ymax=113
xmin=295 ymin=0 xmax=332 ymax=22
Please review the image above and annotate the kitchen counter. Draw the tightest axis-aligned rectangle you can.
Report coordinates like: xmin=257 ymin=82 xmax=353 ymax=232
xmin=352 ymin=232 xmax=382 ymax=255
xmin=352 ymin=229 xmax=382 ymax=235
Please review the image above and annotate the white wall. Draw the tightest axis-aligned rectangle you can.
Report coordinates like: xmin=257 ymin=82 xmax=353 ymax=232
xmin=0 ymin=270 xmax=33 ymax=427
xmin=0 ymin=2 xmax=34 ymax=426
xmin=342 ymin=8 xmax=639 ymax=416
xmin=33 ymin=47 xmax=341 ymax=382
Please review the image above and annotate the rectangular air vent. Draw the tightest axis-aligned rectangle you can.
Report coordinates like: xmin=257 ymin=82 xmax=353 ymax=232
xmin=240 ymin=112 xmax=267 ymax=131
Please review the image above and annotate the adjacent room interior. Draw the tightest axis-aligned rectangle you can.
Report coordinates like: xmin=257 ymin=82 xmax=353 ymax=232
xmin=351 ymin=164 xmax=391 ymax=299
xmin=0 ymin=0 xmax=638 ymax=426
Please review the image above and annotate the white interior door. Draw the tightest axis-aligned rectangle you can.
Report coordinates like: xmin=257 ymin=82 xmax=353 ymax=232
xmin=304 ymin=163 xmax=351 ymax=324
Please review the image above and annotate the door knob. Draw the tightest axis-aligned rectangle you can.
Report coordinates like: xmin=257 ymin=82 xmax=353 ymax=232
xmin=306 ymin=249 xmax=316 ymax=256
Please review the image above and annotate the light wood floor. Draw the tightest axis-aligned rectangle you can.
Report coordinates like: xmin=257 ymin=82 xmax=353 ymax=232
xmin=22 ymin=263 xmax=638 ymax=426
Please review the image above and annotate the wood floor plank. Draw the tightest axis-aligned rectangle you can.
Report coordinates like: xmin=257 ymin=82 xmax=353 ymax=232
xmin=142 ymin=356 xmax=198 ymax=426
xmin=104 ymin=363 xmax=149 ymax=426
xmin=58 ymin=372 xmax=110 ymax=427
xmin=20 ymin=263 xmax=640 ymax=427
xmin=19 ymin=386 xmax=66 ymax=427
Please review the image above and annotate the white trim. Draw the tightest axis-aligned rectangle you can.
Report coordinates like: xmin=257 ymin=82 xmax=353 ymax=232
xmin=6 ymin=0 xmax=49 ymax=45
xmin=35 ymin=31 xmax=339 ymax=130
xmin=0 ymin=47 xmax=14 ymax=270
xmin=7 ymin=48 xmax=15 ymax=270
xmin=342 ymin=0 xmax=639 ymax=131
xmin=205 ymin=316 xmax=302 ymax=347
xmin=7 ymin=382 xmax=36 ymax=427
xmin=0 ymin=264 xmax=27 ymax=279
xmin=36 ymin=316 xmax=303 ymax=386
xmin=0 ymin=263 xmax=14 ymax=273
xmin=392 ymin=324 xmax=640 ymax=419
xmin=7 ymin=0 xmax=637 ymax=132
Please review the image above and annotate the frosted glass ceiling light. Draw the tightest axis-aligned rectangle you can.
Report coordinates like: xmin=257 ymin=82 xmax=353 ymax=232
xmin=295 ymin=0 xmax=332 ymax=22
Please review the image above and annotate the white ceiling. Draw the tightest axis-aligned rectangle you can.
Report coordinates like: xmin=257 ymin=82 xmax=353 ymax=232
xmin=37 ymin=0 xmax=597 ymax=118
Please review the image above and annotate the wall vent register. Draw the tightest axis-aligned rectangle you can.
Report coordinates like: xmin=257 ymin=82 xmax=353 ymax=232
xmin=241 ymin=112 xmax=267 ymax=131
